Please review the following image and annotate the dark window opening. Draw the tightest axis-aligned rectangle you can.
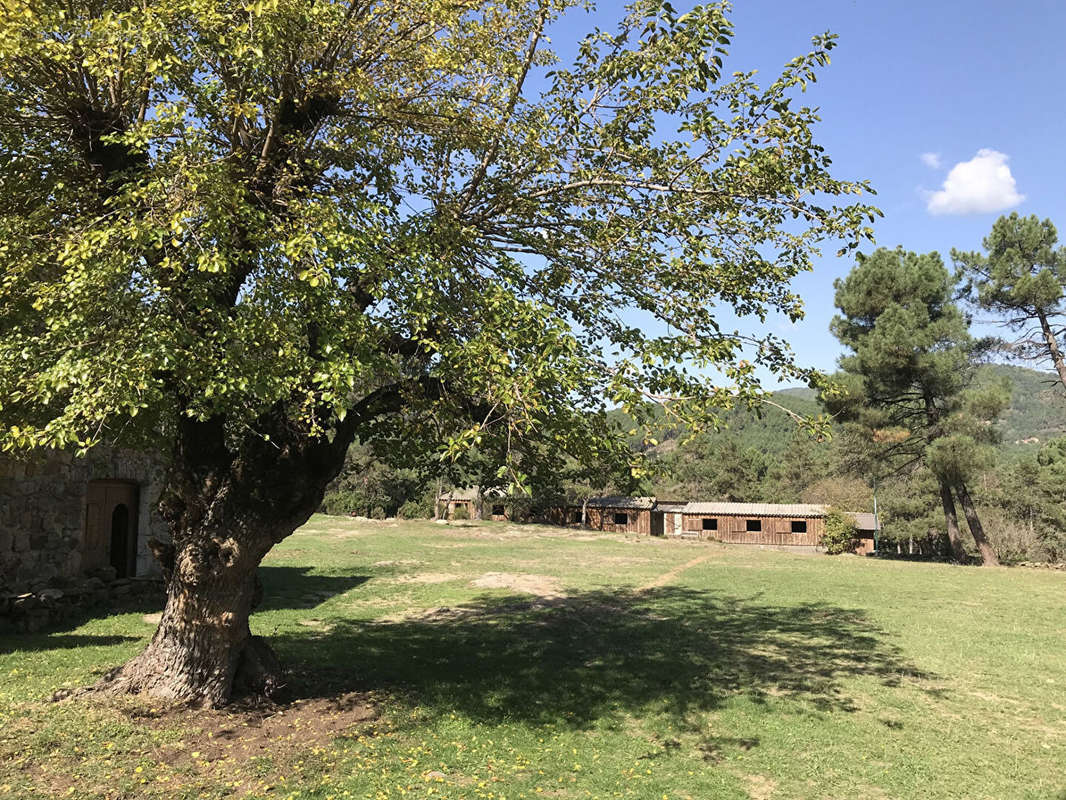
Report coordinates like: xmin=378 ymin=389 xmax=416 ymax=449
xmin=492 ymin=504 xmax=505 ymax=516
xmin=791 ymin=520 xmax=807 ymax=534
xmin=613 ymin=512 xmax=629 ymax=525
xmin=571 ymin=509 xmax=584 ymax=523
xmin=746 ymin=519 xmax=762 ymax=532
xmin=702 ymin=518 xmax=718 ymax=531
xmin=109 ymin=504 xmax=130 ymax=578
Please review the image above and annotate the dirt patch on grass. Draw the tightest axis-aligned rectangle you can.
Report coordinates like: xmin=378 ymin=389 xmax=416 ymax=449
xmin=470 ymin=572 xmax=563 ymax=597
xmin=373 ymin=559 xmax=426 ymax=567
xmin=297 ymin=618 xmax=334 ymax=632
xmin=24 ymin=692 xmax=380 ymax=799
xmin=639 ymin=555 xmax=712 ymax=590
xmin=394 ymin=572 xmax=462 ymax=584
xmin=744 ymin=773 xmax=778 ymax=799
xmin=152 ymin=692 xmax=378 ymax=762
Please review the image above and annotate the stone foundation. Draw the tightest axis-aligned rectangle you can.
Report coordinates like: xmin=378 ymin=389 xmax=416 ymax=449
xmin=0 ymin=573 xmax=165 ymax=634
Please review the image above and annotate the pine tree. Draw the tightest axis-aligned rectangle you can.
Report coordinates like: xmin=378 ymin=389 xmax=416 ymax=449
xmin=828 ymin=247 xmax=1003 ymax=565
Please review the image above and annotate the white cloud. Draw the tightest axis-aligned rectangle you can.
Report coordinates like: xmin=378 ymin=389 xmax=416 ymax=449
xmin=926 ymin=149 xmax=1024 ymax=215
xmin=920 ymin=152 xmax=941 ymax=169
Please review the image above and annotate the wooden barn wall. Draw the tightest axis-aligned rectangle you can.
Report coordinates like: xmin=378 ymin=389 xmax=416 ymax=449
xmin=853 ymin=535 xmax=876 ymax=555
xmin=581 ymin=507 xmax=651 ymax=535
xmin=681 ymin=514 xmax=824 ymax=546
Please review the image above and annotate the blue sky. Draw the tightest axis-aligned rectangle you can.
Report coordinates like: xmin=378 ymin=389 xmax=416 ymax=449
xmin=544 ymin=0 xmax=1066 ymax=386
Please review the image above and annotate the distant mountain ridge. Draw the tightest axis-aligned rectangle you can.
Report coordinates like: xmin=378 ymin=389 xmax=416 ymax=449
xmin=612 ymin=364 xmax=1066 ymax=456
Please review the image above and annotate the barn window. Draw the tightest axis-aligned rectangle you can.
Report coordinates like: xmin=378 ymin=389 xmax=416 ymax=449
xmin=492 ymin=504 xmax=505 ymax=516
xmin=746 ymin=519 xmax=762 ymax=532
xmin=613 ymin=512 xmax=629 ymax=525
xmin=702 ymin=518 xmax=718 ymax=531
xmin=791 ymin=520 xmax=807 ymax=534
xmin=571 ymin=509 xmax=583 ymax=523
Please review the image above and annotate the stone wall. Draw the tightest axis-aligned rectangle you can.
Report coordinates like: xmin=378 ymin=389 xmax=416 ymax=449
xmin=0 ymin=448 xmax=168 ymax=592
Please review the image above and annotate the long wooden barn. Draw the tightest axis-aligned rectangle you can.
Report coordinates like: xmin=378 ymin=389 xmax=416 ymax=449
xmin=560 ymin=498 xmax=879 ymax=553
xmin=680 ymin=502 xmax=827 ymax=547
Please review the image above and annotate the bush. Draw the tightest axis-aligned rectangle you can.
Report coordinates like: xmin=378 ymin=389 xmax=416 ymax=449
xmin=320 ymin=490 xmax=364 ymax=516
xmin=821 ymin=509 xmax=858 ymax=555
xmin=980 ymin=506 xmax=1051 ymax=563
xmin=398 ymin=498 xmax=432 ymax=519
xmin=371 ymin=506 xmax=386 ymax=520
xmin=452 ymin=504 xmax=470 ymax=520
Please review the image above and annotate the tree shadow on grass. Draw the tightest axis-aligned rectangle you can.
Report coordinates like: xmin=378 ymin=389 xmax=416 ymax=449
xmin=273 ymin=586 xmax=937 ymax=729
xmin=0 ymin=634 xmax=143 ymax=655
xmin=255 ymin=566 xmax=370 ymax=612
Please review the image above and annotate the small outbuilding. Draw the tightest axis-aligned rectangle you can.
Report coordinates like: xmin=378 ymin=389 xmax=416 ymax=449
xmin=437 ymin=487 xmax=481 ymax=520
xmin=851 ymin=512 xmax=881 ymax=555
xmin=437 ymin=487 xmax=516 ymax=521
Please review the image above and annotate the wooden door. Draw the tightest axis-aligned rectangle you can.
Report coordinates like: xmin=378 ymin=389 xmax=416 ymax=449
xmin=650 ymin=512 xmax=665 ymax=536
xmin=84 ymin=481 xmax=140 ymax=577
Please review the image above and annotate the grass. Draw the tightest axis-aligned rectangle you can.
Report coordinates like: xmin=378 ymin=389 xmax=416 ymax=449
xmin=2 ymin=515 xmax=1066 ymax=799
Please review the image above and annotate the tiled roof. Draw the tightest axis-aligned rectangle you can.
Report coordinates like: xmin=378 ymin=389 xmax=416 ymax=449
xmin=682 ymin=502 xmax=828 ymax=517
xmin=585 ymin=496 xmax=656 ymax=510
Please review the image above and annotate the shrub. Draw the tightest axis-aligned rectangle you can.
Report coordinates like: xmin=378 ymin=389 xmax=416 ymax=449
xmin=371 ymin=506 xmax=386 ymax=520
xmin=320 ymin=490 xmax=364 ymax=516
xmin=821 ymin=509 xmax=858 ymax=555
xmin=398 ymin=498 xmax=431 ymax=519
xmin=452 ymin=504 xmax=470 ymax=520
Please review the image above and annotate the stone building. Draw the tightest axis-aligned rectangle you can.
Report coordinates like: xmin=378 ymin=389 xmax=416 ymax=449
xmin=0 ymin=448 xmax=168 ymax=592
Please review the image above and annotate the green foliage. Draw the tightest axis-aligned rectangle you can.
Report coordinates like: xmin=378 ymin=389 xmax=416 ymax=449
xmin=0 ymin=0 xmax=877 ymax=496
xmin=320 ymin=441 xmax=426 ymax=517
xmin=397 ymin=497 xmax=433 ymax=520
xmin=820 ymin=509 xmax=858 ymax=554
xmin=954 ymin=213 xmax=1066 ymax=385
xmin=826 ymin=246 xmax=1005 ymax=561
xmin=451 ymin=504 xmax=470 ymax=521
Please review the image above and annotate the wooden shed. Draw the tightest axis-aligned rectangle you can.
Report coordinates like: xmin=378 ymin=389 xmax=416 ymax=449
xmin=851 ymin=512 xmax=881 ymax=555
xmin=573 ymin=496 xmax=656 ymax=534
xmin=680 ymin=502 xmax=828 ymax=547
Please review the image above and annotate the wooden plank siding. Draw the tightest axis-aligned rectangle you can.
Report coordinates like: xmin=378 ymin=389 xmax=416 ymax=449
xmin=582 ymin=507 xmax=651 ymax=535
xmin=681 ymin=513 xmax=824 ymax=547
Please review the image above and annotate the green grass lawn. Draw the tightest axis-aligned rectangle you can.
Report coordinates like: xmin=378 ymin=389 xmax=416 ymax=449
xmin=3 ymin=515 xmax=1066 ymax=799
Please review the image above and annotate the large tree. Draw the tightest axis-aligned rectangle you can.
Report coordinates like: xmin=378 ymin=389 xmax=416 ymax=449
xmin=0 ymin=0 xmax=876 ymax=704
xmin=954 ymin=213 xmax=1066 ymax=388
xmin=827 ymin=248 xmax=1002 ymax=565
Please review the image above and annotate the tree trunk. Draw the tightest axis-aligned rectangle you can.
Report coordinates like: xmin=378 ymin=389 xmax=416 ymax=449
xmin=94 ymin=524 xmax=282 ymax=706
xmin=1036 ymin=309 xmax=1066 ymax=389
xmin=955 ymin=482 xmax=1000 ymax=566
xmin=937 ymin=480 xmax=968 ymax=563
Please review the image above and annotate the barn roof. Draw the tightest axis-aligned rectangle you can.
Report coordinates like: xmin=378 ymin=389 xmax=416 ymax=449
xmin=585 ymin=496 xmax=656 ymax=510
xmin=852 ymin=512 xmax=881 ymax=531
xmin=682 ymin=502 xmax=828 ymax=517
xmin=439 ymin=487 xmax=480 ymax=502
xmin=654 ymin=501 xmax=688 ymax=512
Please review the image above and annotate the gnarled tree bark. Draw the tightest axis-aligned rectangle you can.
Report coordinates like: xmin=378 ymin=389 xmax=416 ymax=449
xmin=96 ymin=521 xmax=280 ymax=706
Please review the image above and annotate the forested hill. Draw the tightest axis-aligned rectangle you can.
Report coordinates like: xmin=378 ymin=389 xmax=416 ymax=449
xmin=614 ymin=364 xmax=1066 ymax=457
